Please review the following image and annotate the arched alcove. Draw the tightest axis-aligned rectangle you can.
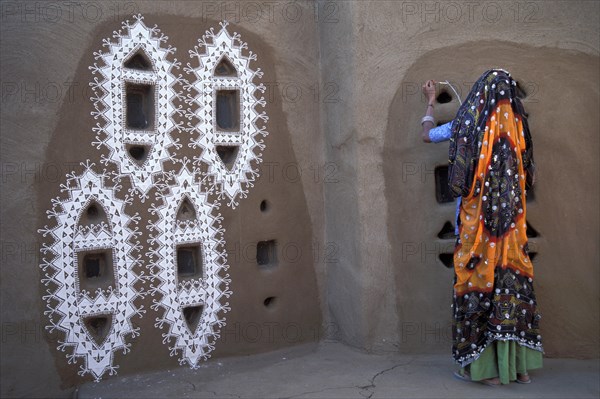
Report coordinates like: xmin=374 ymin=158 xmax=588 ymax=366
xmin=383 ymin=41 xmax=599 ymax=357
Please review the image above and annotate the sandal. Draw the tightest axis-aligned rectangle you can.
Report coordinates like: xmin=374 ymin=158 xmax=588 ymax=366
xmin=453 ymin=370 xmax=500 ymax=386
xmin=516 ymin=373 xmax=531 ymax=384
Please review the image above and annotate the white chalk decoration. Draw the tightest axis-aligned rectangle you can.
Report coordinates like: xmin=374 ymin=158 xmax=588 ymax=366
xmin=39 ymin=15 xmax=267 ymax=381
xmin=89 ymin=14 xmax=184 ymax=201
xmin=148 ymin=166 xmax=231 ymax=367
xmin=39 ymin=163 xmax=144 ymax=381
xmin=186 ymin=21 xmax=269 ymax=208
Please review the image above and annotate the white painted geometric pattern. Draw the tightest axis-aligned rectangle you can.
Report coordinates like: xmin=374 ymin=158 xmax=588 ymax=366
xmin=186 ymin=21 xmax=269 ymax=208
xmin=38 ymin=163 xmax=144 ymax=381
xmin=39 ymin=15 xmax=269 ymax=381
xmin=90 ymin=14 xmax=183 ymax=200
xmin=148 ymin=166 xmax=231 ymax=367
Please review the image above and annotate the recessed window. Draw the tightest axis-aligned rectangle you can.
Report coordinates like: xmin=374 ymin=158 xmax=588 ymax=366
xmin=177 ymin=198 xmax=197 ymax=222
xmin=260 ymin=200 xmax=269 ymax=213
xmin=214 ymin=57 xmax=237 ymax=77
xmin=78 ymin=249 xmax=115 ymax=294
xmin=435 ymin=166 xmax=454 ymax=203
xmin=83 ymin=314 xmax=112 ymax=346
xmin=526 ymin=186 xmax=535 ymax=202
xmin=439 ymin=253 xmax=453 ymax=268
xmin=79 ymin=201 xmax=108 ymax=227
xmin=257 ymin=240 xmax=277 ymax=268
xmin=126 ymin=83 xmax=155 ymax=130
xmin=177 ymin=244 xmax=203 ymax=280
xmin=437 ymin=221 xmax=455 ymax=239
xmin=436 ymin=91 xmax=452 ymax=104
xmin=124 ymin=49 xmax=153 ymax=71
xmin=263 ymin=296 xmax=276 ymax=308
xmin=216 ymin=89 xmax=240 ymax=131
xmin=125 ymin=143 xmax=151 ymax=166
xmin=515 ymin=81 xmax=527 ymax=99
xmin=216 ymin=145 xmax=239 ymax=171
xmin=526 ymin=222 xmax=540 ymax=238
xmin=182 ymin=305 xmax=203 ymax=334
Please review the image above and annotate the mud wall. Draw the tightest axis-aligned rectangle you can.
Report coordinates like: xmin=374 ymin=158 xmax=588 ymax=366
xmin=1 ymin=0 xmax=599 ymax=397
xmin=1 ymin=2 xmax=324 ymax=397
xmin=320 ymin=0 xmax=599 ymax=356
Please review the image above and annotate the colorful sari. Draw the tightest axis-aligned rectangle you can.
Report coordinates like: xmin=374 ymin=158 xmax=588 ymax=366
xmin=448 ymin=69 xmax=543 ymax=371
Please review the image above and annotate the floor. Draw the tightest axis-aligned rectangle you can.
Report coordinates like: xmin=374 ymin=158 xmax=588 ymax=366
xmin=77 ymin=341 xmax=600 ymax=399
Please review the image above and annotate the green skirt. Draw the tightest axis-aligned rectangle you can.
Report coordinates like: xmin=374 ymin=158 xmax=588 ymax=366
xmin=463 ymin=341 xmax=543 ymax=384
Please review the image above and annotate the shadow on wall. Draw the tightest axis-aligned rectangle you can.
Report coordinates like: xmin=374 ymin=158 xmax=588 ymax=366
xmin=382 ymin=41 xmax=599 ymax=358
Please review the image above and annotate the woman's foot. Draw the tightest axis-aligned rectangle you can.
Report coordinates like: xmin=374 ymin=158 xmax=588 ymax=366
xmin=517 ymin=373 xmax=531 ymax=384
xmin=454 ymin=370 xmax=500 ymax=386
xmin=480 ymin=377 xmax=501 ymax=386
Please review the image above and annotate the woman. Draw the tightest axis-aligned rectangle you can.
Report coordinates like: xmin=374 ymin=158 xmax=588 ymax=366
xmin=420 ymin=69 xmax=543 ymax=386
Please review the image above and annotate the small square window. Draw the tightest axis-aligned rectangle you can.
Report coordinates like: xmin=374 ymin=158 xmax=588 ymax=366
xmin=435 ymin=166 xmax=454 ymax=203
xmin=77 ymin=249 xmax=115 ymax=294
xmin=216 ymin=89 xmax=240 ymax=131
xmin=125 ymin=83 xmax=155 ymax=130
xmin=177 ymin=244 xmax=203 ymax=280
xmin=257 ymin=240 xmax=277 ymax=268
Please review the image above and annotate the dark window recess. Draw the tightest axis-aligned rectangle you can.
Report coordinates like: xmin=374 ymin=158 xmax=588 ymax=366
xmin=216 ymin=145 xmax=239 ymax=171
xmin=80 ymin=201 xmax=108 ymax=227
xmin=526 ymin=186 xmax=535 ymax=202
xmin=78 ymin=249 xmax=115 ymax=294
xmin=263 ymin=296 xmax=276 ymax=308
xmin=84 ymin=255 xmax=102 ymax=278
xmin=214 ymin=57 xmax=238 ymax=77
xmin=436 ymin=91 xmax=452 ymax=104
xmin=515 ymin=81 xmax=527 ymax=99
xmin=183 ymin=305 xmax=203 ymax=333
xmin=177 ymin=245 xmax=203 ymax=279
xmin=437 ymin=221 xmax=456 ymax=239
xmin=125 ymin=143 xmax=151 ymax=166
xmin=83 ymin=314 xmax=113 ymax=346
xmin=439 ymin=253 xmax=454 ymax=268
xmin=124 ymin=49 xmax=153 ymax=71
xmin=435 ymin=166 xmax=454 ymax=203
xmin=526 ymin=222 xmax=540 ymax=238
xmin=216 ymin=90 xmax=240 ymax=131
xmin=257 ymin=240 xmax=277 ymax=267
xmin=260 ymin=200 xmax=269 ymax=213
xmin=177 ymin=198 xmax=197 ymax=222
xmin=126 ymin=83 xmax=154 ymax=130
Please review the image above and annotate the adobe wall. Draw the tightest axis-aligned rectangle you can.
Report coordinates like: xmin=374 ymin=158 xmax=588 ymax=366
xmin=1 ymin=2 xmax=324 ymax=397
xmin=320 ymin=0 xmax=599 ymax=356
xmin=1 ymin=0 xmax=598 ymax=397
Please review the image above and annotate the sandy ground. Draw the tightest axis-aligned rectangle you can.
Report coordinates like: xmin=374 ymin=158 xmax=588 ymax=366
xmin=76 ymin=341 xmax=599 ymax=399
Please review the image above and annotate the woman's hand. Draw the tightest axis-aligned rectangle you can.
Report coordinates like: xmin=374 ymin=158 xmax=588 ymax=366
xmin=420 ymin=80 xmax=436 ymax=143
xmin=422 ymin=80 xmax=436 ymax=104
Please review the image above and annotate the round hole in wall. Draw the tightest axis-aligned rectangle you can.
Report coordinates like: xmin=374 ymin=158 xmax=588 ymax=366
xmin=128 ymin=146 xmax=146 ymax=161
xmin=263 ymin=296 xmax=276 ymax=308
xmin=436 ymin=91 xmax=452 ymax=104
xmin=260 ymin=200 xmax=269 ymax=212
